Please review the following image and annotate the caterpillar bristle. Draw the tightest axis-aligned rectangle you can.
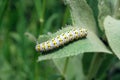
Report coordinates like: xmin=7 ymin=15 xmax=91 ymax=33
xmin=35 ymin=27 xmax=88 ymax=52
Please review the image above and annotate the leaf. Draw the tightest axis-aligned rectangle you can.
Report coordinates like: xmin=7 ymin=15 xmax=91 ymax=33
xmin=82 ymin=53 xmax=94 ymax=75
xmin=37 ymin=26 xmax=111 ymax=61
xmin=98 ymin=0 xmax=119 ymax=32
xmin=10 ymin=32 xmax=21 ymax=43
xmin=37 ymin=34 xmax=50 ymax=44
xmin=0 ymin=0 xmax=7 ymax=24
xmin=33 ymin=0 xmax=42 ymax=18
xmin=0 ymin=54 xmax=14 ymax=80
xmin=65 ymin=0 xmax=98 ymax=34
xmin=113 ymin=0 xmax=120 ymax=19
xmin=25 ymin=32 xmax=37 ymax=43
xmin=104 ymin=16 xmax=120 ymax=59
xmin=86 ymin=0 xmax=98 ymax=20
xmin=44 ymin=13 xmax=59 ymax=33
xmin=53 ymin=55 xmax=85 ymax=80
xmin=97 ymin=54 xmax=114 ymax=79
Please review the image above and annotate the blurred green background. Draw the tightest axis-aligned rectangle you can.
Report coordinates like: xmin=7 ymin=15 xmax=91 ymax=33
xmin=1 ymin=0 xmax=120 ymax=80
xmin=0 ymin=0 xmax=71 ymax=80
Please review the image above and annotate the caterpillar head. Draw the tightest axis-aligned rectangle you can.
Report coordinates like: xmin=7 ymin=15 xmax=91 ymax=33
xmin=35 ymin=44 xmax=40 ymax=52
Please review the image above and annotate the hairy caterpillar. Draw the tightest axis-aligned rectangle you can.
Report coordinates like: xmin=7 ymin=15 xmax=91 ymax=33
xmin=35 ymin=28 xmax=88 ymax=52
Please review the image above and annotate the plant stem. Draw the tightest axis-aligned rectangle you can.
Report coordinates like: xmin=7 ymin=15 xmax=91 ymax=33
xmin=87 ymin=53 xmax=105 ymax=80
xmin=53 ymin=57 xmax=69 ymax=80
xmin=52 ymin=60 xmax=65 ymax=80
xmin=40 ymin=0 xmax=46 ymax=33
xmin=63 ymin=57 xmax=69 ymax=75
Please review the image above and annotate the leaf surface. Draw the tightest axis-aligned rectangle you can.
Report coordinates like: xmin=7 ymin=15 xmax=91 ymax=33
xmin=37 ymin=26 xmax=111 ymax=61
xmin=104 ymin=16 xmax=120 ymax=59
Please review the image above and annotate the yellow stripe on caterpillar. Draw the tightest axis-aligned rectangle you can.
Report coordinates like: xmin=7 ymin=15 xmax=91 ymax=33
xmin=35 ymin=28 xmax=88 ymax=52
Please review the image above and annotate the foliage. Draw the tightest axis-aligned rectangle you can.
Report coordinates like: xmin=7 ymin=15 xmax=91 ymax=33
xmin=0 ymin=0 xmax=120 ymax=80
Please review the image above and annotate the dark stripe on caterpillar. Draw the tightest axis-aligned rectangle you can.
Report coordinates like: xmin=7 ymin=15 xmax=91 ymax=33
xmin=35 ymin=28 xmax=88 ymax=52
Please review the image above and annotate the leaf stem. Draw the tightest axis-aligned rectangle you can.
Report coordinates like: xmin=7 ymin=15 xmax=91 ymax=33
xmin=87 ymin=53 xmax=105 ymax=80
xmin=52 ymin=60 xmax=65 ymax=80
xmin=63 ymin=57 xmax=69 ymax=75
xmin=53 ymin=57 xmax=69 ymax=80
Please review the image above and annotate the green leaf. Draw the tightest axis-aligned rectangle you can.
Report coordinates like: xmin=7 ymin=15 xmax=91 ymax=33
xmin=37 ymin=34 xmax=50 ymax=44
xmin=10 ymin=32 xmax=21 ymax=43
xmin=86 ymin=0 xmax=98 ymax=21
xmin=97 ymin=54 xmax=114 ymax=79
xmin=53 ymin=55 xmax=85 ymax=80
xmin=44 ymin=13 xmax=59 ymax=33
xmin=33 ymin=0 xmax=42 ymax=18
xmin=0 ymin=0 xmax=7 ymax=24
xmin=113 ymin=0 xmax=120 ymax=19
xmin=104 ymin=16 xmax=120 ymax=59
xmin=37 ymin=26 xmax=111 ymax=61
xmin=82 ymin=53 xmax=94 ymax=75
xmin=98 ymin=0 xmax=119 ymax=32
xmin=0 ymin=54 xmax=14 ymax=80
xmin=65 ymin=0 xmax=98 ymax=34
xmin=25 ymin=32 xmax=37 ymax=43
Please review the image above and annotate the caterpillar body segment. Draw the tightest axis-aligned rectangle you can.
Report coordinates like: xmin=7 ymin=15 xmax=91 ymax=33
xmin=35 ymin=28 xmax=88 ymax=52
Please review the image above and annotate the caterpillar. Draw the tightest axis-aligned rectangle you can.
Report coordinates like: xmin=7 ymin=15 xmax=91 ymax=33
xmin=35 ymin=28 xmax=88 ymax=52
